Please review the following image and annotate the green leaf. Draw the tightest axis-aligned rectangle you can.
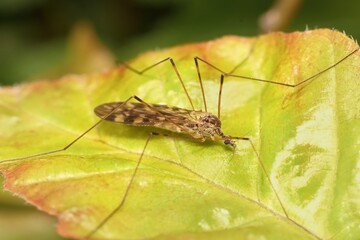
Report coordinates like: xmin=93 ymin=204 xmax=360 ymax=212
xmin=0 ymin=29 xmax=359 ymax=240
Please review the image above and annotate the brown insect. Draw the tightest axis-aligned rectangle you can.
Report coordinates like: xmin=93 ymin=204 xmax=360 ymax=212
xmin=94 ymin=102 xmax=237 ymax=147
xmin=1 ymin=37 xmax=359 ymax=240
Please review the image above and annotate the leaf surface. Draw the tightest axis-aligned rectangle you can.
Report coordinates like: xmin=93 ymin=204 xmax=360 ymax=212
xmin=0 ymin=29 xmax=359 ymax=240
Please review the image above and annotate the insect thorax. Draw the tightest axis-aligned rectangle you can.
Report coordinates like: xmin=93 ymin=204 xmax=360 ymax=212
xmin=194 ymin=113 xmax=224 ymax=140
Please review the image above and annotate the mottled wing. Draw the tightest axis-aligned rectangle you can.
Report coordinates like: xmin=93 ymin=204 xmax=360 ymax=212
xmin=94 ymin=102 xmax=202 ymax=133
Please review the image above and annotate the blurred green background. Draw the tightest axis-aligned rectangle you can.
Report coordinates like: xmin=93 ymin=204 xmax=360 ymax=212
xmin=0 ymin=0 xmax=359 ymax=239
xmin=1 ymin=0 xmax=360 ymax=86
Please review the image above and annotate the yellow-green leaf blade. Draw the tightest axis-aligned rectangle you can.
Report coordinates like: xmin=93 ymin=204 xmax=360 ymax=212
xmin=0 ymin=29 xmax=359 ymax=240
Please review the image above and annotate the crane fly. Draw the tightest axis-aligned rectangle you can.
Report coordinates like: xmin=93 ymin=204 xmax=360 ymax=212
xmin=94 ymin=101 xmax=238 ymax=147
xmin=0 ymin=32 xmax=359 ymax=240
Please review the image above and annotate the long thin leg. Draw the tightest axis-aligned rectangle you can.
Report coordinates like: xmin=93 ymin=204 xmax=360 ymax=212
xmin=121 ymin=57 xmax=195 ymax=111
xmin=85 ymin=131 xmax=206 ymax=239
xmin=93 ymin=130 xmax=288 ymax=228
xmin=195 ymin=47 xmax=359 ymax=88
xmin=194 ymin=56 xmax=208 ymax=112
xmin=224 ymin=136 xmax=289 ymax=218
xmin=2 ymin=92 xmax=204 ymax=238
xmin=197 ymin=47 xmax=359 ymax=130
xmin=228 ymin=39 xmax=258 ymax=75
xmin=1 ymin=94 xmax=198 ymax=166
xmin=217 ymin=75 xmax=224 ymax=119
xmin=193 ymin=43 xmax=254 ymax=112
xmin=85 ymin=132 xmax=152 ymax=239
xmin=1 ymin=95 xmax=142 ymax=164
